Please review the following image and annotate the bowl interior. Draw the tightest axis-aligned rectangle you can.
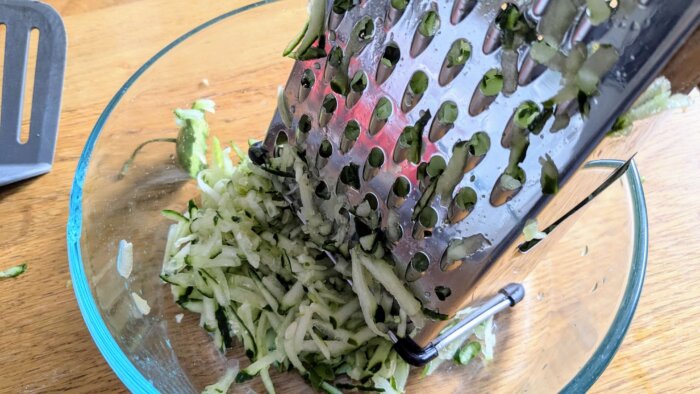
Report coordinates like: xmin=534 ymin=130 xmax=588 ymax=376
xmin=68 ymin=1 xmax=647 ymax=392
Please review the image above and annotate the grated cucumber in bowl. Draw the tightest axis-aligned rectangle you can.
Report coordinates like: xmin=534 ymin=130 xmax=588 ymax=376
xmin=159 ymin=100 xmax=495 ymax=393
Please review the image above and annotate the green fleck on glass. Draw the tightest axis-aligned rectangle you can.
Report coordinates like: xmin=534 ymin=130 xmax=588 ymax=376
xmin=418 ymin=10 xmax=440 ymax=37
xmin=480 ymin=69 xmax=503 ymax=96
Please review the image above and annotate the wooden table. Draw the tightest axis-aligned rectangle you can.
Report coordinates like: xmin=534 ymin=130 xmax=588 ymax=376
xmin=1 ymin=0 xmax=699 ymax=392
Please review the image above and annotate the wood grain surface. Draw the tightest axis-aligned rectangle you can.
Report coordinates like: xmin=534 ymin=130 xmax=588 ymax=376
xmin=0 ymin=0 xmax=699 ymax=392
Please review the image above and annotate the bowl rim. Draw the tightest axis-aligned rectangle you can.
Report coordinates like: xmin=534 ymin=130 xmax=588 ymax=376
xmin=66 ymin=2 xmax=648 ymax=392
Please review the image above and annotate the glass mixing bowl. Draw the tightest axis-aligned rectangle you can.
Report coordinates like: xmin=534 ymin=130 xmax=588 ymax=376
xmin=67 ymin=1 xmax=648 ymax=392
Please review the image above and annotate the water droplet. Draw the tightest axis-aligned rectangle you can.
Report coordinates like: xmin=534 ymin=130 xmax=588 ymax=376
xmin=424 ymin=291 xmax=431 ymax=298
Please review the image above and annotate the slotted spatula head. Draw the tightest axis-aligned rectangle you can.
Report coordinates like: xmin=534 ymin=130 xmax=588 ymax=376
xmin=257 ymin=0 xmax=699 ymax=345
xmin=0 ymin=0 xmax=66 ymax=186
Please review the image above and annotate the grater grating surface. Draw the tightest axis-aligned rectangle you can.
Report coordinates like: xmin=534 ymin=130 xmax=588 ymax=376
xmin=257 ymin=0 xmax=700 ymax=345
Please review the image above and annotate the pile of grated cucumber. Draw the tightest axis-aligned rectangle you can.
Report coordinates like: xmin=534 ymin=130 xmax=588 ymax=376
xmin=159 ymin=100 xmax=495 ymax=394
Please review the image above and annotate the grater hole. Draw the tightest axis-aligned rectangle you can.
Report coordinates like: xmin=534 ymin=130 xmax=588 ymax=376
xmin=429 ymin=101 xmax=458 ymax=142
xmin=325 ymin=46 xmax=343 ymax=84
xmin=339 ymin=163 xmax=361 ymax=190
xmin=386 ymin=0 xmax=409 ymax=28
xmin=410 ymin=252 xmax=430 ymax=272
xmin=275 ymin=130 xmax=288 ymax=146
xmin=419 ymin=155 xmax=446 ymax=191
xmin=439 ymin=39 xmax=471 ymax=86
xmin=451 ymin=0 xmax=477 ymax=25
xmin=20 ymin=28 xmax=40 ymax=144
xmin=347 ymin=71 xmax=368 ymax=108
xmin=296 ymin=114 xmax=312 ymax=144
xmin=317 ymin=139 xmax=333 ymax=169
xmin=394 ymin=110 xmax=431 ymax=164
xmin=355 ymin=17 xmax=375 ymax=43
xmin=319 ymin=139 xmax=333 ymax=158
xmin=388 ymin=176 xmax=411 ymax=208
xmin=465 ymin=131 xmax=490 ymax=172
xmin=299 ymin=69 xmax=315 ymax=102
xmin=363 ymin=193 xmax=379 ymax=210
xmin=448 ymin=187 xmax=477 ymax=224
xmin=435 ymin=286 xmax=452 ymax=301
xmin=491 ymin=167 xmax=526 ymax=206
xmin=518 ymin=51 xmax=547 ymax=86
xmin=411 ymin=9 xmax=440 ymax=57
xmin=502 ymin=101 xmax=539 ymax=148
xmin=540 ymin=154 xmax=559 ymax=194
xmin=413 ymin=207 xmax=438 ymax=239
xmin=401 ymin=71 xmax=428 ymax=113
xmin=482 ymin=21 xmax=501 ymax=55
xmin=363 ymin=147 xmax=385 ymax=181
xmin=376 ymin=43 xmax=400 ymax=85
xmin=319 ymin=94 xmax=338 ymax=127
xmin=440 ymin=234 xmax=488 ymax=272
xmin=329 ymin=0 xmax=353 ymax=30
xmin=315 ymin=181 xmax=331 ymax=200
xmin=369 ymin=97 xmax=392 ymax=135
xmin=340 ymin=120 xmax=361 ymax=153
xmin=469 ymin=68 xmax=502 ymax=116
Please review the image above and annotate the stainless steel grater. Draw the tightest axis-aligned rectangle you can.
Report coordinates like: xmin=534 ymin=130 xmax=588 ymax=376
xmin=252 ymin=0 xmax=700 ymax=355
xmin=0 ymin=0 xmax=66 ymax=187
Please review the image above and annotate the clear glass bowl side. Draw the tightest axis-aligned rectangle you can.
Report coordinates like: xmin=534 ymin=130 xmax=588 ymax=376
xmin=67 ymin=2 xmax=648 ymax=392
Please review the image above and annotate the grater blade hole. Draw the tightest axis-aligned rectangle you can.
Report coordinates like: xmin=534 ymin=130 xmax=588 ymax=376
xmin=354 ymin=16 xmax=375 ymax=43
xmin=518 ymin=52 xmax=547 ymax=86
xmin=319 ymin=94 xmax=338 ymax=127
xmin=482 ymin=21 xmax=501 ymax=55
xmin=363 ymin=147 xmax=385 ymax=181
xmin=439 ymin=38 xmax=471 ymax=86
xmin=339 ymin=163 xmax=361 ymax=190
xmin=435 ymin=285 xmax=452 ymax=301
xmin=464 ymin=131 xmax=490 ymax=172
xmin=317 ymin=139 xmax=333 ymax=171
xmin=410 ymin=252 xmax=430 ymax=272
xmin=451 ymin=0 xmax=477 ymax=25
xmin=347 ymin=71 xmax=368 ymax=108
xmin=491 ymin=167 xmax=526 ymax=206
xmin=405 ymin=253 xmax=429 ymax=282
xmin=299 ymin=69 xmax=316 ymax=102
xmin=448 ymin=187 xmax=477 ymax=224
xmin=420 ymin=155 xmax=446 ymax=191
xmin=388 ymin=176 xmax=411 ymax=208
xmin=325 ymin=46 xmax=343 ymax=84
xmin=369 ymin=97 xmax=392 ymax=135
xmin=386 ymin=0 xmax=409 ymax=28
xmin=413 ymin=206 xmax=438 ymax=239
xmin=329 ymin=0 xmax=354 ymax=30
xmin=502 ymin=100 xmax=539 ymax=148
xmin=376 ymin=42 xmax=401 ymax=85
xmin=296 ymin=114 xmax=312 ymax=144
xmin=315 ymin=181 xmax=331 ymax=200
xmin=341 ymin=120 xmax=361 ymax=153
xmin=402 ymin=71 xmax=428 ymax=113
xmin=394 ymin=110 xmax=431 ymax=164
xmin=429 ymin=101 xmax=458 ymax=142
xmin=363 ymin=192 xmax=379 ymax=210
xmin=469 ymin=68 xmax=502 ymax=116
xmin=411 ymin=8 xmax=440 ymax=57
xmin=440 ymin=234 xmax=488 ymax=272
xmin=275 ymin=130 xmax=289 ymax=146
